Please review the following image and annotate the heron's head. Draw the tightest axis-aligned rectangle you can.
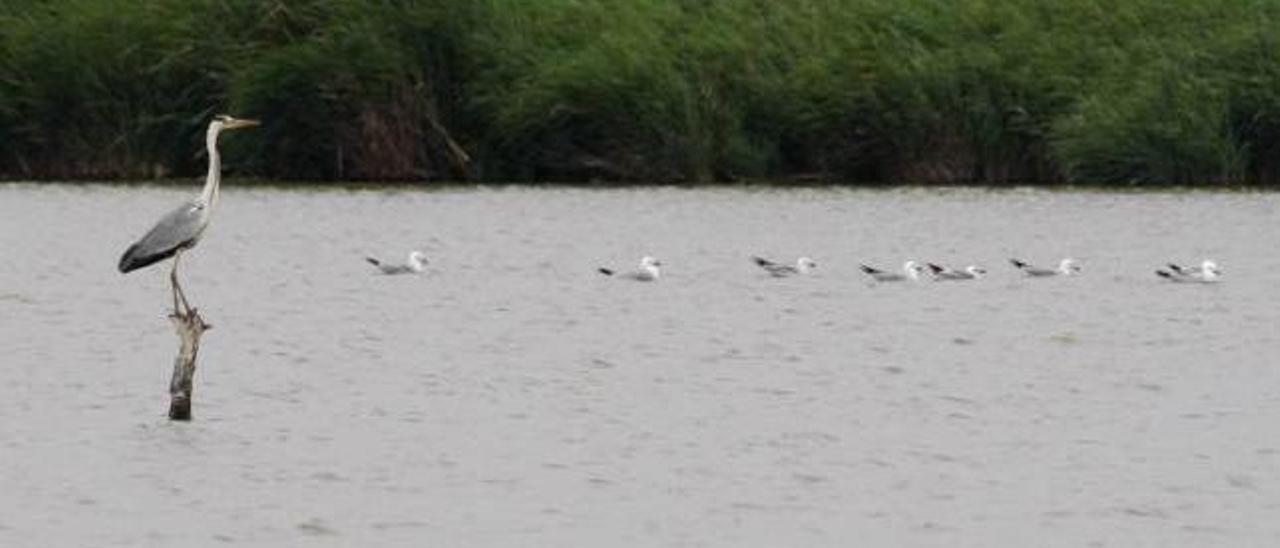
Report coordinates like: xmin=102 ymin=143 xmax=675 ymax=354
xmin=212 ymin=114 xmax=261 ymax=132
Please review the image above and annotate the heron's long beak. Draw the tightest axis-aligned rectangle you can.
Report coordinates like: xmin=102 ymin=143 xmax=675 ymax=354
xmin=225 ymin=117 xmax=261 ymax=130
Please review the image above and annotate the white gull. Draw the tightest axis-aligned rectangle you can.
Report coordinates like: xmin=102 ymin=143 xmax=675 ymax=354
xmin=599 ymin=256 xmax=662 ymax=282
xmin=927 ymin=263 xmax=987 ymax=281
xmin=1157 ymin=260 xmax=1220 ymax=283
xmin=752 ymin=256 xmax=817 ymax=277
xmin=366 ymin=250 xmax=428 ymax=275
xmin=860 ymin=261 xmax=924 ymax=282
xmin=1011 ymin=258 xmax=1080 ymax=277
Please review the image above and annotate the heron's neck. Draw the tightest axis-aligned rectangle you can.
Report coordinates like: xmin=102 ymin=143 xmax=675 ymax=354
xmin=200 ymin=126 xmax=223 ymax=207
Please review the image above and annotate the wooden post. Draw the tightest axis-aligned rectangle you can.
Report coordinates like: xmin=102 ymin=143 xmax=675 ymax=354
xmin=167 ymin=307 xmax=210 ymax=421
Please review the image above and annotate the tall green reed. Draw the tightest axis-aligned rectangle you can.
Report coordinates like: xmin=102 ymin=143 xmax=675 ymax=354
xmin=3 ymin=0 xmax=1280 ymax=184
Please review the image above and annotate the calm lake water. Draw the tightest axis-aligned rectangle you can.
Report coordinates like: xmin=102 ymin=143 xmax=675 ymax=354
xmin=1 ymin=183 xmax=1278 ymax=547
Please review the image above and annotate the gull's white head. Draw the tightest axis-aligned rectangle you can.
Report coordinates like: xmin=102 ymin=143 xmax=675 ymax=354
xmin=640 ymin=256 xmax=662 ymax=277
xmin=407 ymin=250 xmax=428 ymax=271
xmin=966 ymin=265 xmax=987 ymax=277
xmin=797 ymin=257 xmax=817 ymax=273
xmin=1201 ymin=260 xmax=1220 ymax=279
xmin=904 ymin=261 xmax=923 ymax=279
xmin=1059 ymin=258 xmax=1081 ymax=275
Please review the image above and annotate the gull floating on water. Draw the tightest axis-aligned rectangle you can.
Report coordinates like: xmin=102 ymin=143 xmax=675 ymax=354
xmin=860 ymin=261 xmax=924 ymax=282
xmin=366 ymin=250 xmax=428 ymax=275
xmin=927 ymin=263 xmax=987 ymax=281
xmin=752 ymin=256 xmax=817 ymax=277
xmin=599 ymin=256 xmax=662 ymax=281
xmin=1156 ymin=260 xmax=1220 ymax=283
xmin=1010 ymin=258 xmax=1080 ymax=277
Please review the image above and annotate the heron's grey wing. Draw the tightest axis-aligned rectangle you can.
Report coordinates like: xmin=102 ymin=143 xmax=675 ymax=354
xmin=118 ymin=201 xmax=206 ymax=273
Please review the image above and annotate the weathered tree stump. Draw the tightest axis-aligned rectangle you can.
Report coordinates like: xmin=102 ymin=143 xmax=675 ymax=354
xmin=167 ymin=306 xmax=210 ymax=421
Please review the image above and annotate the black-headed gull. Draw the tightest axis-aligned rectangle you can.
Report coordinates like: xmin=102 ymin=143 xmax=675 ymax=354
xmin=1157 ymin=260 xmax=1220 ymax=283
xmin=366 ymin=250 xmax=428 ymax=275
xmin=927 ymin=263 xmax=987 ymax=281
xmin=1010 ymin=258 xmax=1080 ymax=277
xmin=860 ymin=261 xmax=924 ymax=282
xmin=752 ymin=256 xmax=817 ymax=277
xmin=599 ymin=256 xmax=662 ymax=281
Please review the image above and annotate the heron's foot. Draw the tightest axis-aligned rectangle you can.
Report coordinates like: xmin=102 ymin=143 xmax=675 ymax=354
xmin=168 ymin=306 xmax=211 ymax=331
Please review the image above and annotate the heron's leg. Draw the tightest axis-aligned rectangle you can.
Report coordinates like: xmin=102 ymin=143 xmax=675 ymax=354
xmin=170 ymin=249 xmax=192 ymax=315
xmin=170 ymin=253 xmax=180 ymax=314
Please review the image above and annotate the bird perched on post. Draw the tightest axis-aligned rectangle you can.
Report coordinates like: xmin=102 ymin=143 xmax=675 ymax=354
xmin=118 ymin=114 xmax=259 ymax=312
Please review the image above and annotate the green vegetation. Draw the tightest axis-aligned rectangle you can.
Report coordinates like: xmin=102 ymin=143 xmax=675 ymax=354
xmin=2 ymin=0 xmax=1280 ymax=184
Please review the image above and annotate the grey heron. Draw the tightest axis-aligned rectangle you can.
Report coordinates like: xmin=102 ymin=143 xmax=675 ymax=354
xmin=366 ymin=251 xmax=428 ymax=275
xmin=752 ymin=256 xmax=817 ymax=277
xmin=117 ymin=114 xmax=259 ymax=312
xmin=860 ymin=261 xmax=925 ymax=282
xmin=1010 ymin=258 xmax=1081 ymax=277
xmin=598 ymin=256 xmax=662 ymax=281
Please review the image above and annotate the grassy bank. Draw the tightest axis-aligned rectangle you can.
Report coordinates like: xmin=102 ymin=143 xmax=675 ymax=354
xmin=2 ymin=0 xmax=1279 ymax=184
